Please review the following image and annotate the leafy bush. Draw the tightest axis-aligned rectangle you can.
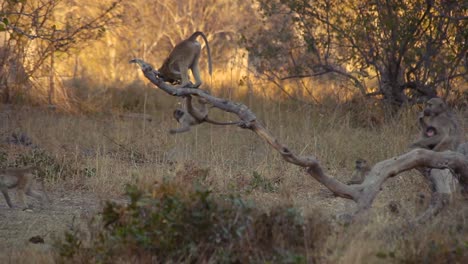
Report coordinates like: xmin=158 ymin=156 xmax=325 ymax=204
xmin=55 ymin=180 xmax=329 ymax=263
xmin=14 ymin=148 xmax=74 ymax=181
xmin=0 ymin=150 xmax=7 ymax=166
xmin=247 ymin=171 xmax=279 ymax=193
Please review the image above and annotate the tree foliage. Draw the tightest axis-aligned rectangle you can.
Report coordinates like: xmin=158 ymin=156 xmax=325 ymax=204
xmin=245 ymin=0 xmax=467 ymax=107
xmin=0 ymin=0 xmax=121 ymax=103
xmin=76 ymin=0 xmax=257 ymax=84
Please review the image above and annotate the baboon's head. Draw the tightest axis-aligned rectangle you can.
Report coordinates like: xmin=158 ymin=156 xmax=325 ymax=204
xmin=423 ymin=98 xmax=447 ymax=116
xmin=355 ymin=158 xmax=368 ymax=170
xmin=173 ymin=109 xmax=185 ymax=122
xmin=157 ymin=58 xmax=182 ymax=85
xmin=156 ymin=71 xmax=181 ymax=85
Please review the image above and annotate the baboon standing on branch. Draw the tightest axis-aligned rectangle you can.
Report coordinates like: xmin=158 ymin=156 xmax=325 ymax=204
xmin=157 ymin=31 xmax=212 ymax=88
xmin=410 ymin=98 xmax=463 ymax=151
xmin=155 ymin=31 xmax=219 ymax=132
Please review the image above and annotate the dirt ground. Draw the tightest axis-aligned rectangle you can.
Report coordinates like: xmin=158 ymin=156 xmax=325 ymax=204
xmin=0 ymin=190 xmax=122 ymax=262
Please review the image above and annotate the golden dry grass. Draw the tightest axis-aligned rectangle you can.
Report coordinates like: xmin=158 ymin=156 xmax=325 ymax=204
xmin=0 ymin=87 xmax=467 ymax=263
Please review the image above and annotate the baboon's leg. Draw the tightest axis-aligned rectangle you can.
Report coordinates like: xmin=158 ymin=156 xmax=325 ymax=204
xmin=40 ymin=181 xmax=50 ymax=204
xmin=1 ymin=188 xmax=14 ymax=208
xmin=178 ymin=63 xmax=191 ymax=88
xmin=26 ymin=181 xmax=50 ymax=207
xmin=17 ymin=175 xmax=35 ymax=209
xmin=191 ymin=54 xmax=202 ymax=88
xmin=17 ymin=188 xmax=28 ymax=209
xmin=20 ymin=179 xmax=49 ymax=209
xmin=26 ymin=189 xmax=45 ymax=205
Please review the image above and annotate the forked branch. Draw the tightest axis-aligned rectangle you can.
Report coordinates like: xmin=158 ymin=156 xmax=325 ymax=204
xmin=131 ymin=59 xmax=468 ymax=219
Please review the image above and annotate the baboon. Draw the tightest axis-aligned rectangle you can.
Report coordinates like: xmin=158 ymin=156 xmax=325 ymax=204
xmin=0 ymin=166 xmax=49 ymax=209
xmin=158 ymin=31 xmax=212 ymax=88
xmin=170 ymin=96 xmax=239 ymax=134
xmin=457 ymin=142 xmax=468 ymax=158
xmin=410 ymin=97 xmax=463 ymax=151
xmin=170 ymin=107 xmax=198 ymax=134
xmin=347 ymin=158 xmax=370 ymax=185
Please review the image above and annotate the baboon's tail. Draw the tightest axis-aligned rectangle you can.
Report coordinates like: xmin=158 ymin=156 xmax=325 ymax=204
xmin=189 ymin=31 xmax=212 ymax=75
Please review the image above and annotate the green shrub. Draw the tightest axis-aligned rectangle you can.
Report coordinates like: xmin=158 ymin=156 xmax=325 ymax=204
xmin=0 ymin=150 xmax=7 ymax=166
xmin=55 ymin=180 xmax=329 ymax=263
xmin=247 ymin=171 xmax=279 ymax=193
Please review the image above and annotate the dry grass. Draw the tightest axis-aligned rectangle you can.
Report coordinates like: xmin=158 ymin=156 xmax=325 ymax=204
xmin=0 ymin=89 xmax=467 ymax=263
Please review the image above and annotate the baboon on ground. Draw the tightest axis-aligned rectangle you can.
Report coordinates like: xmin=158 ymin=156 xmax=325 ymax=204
xmin=170 ymin=96 xmax=239 ymax=134
xmin=0 ymin=166 xmax=49 ymax=209
xmin=158 ymin=31 xmax=212 ymax=88
xmin=410 ymin=98 xmax=463 ymax=151
xmin=347 ymin=158 xmax=370 ymax=185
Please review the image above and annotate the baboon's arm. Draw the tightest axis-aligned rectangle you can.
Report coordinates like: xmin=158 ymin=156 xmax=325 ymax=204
xmin=17 ymin=189 xmax=28 ymax=209
xmin=347 ymin=171 xmax=365 ymax=185
xmin=186 ymin=96 xmax=207 ymax=121
xmin=177 ymin=63 xmax=191 ymax=88
xmin=410 ymin=134 xmax=444 ymax=149
xmin=432 ymin=134 xmax=455 ymax=152
xmin=187 ymin=97 xmax=241 ymax=126
xmin=411 ymin=123 xmax=454 ymax=150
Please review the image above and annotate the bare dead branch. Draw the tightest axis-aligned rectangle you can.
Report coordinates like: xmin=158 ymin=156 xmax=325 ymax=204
xmin=130 ymin=58 xmax=468 ymax=221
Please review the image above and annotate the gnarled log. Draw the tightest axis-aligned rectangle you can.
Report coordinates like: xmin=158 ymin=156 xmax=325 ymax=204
xmin=131 ymin=59 xmax=468 ymax=222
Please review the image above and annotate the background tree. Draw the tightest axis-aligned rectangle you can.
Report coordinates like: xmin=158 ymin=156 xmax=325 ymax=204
xmin=0 ymin=0 xmax=121 ymax=105
xmin=72 ymin=0 xmax=258 ymax=85
xmin=244 ymin=0 xmax=468 ymax=108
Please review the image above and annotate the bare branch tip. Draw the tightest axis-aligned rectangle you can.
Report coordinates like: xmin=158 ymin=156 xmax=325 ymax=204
xmin=129 ymin=58 xmax=154 ymax=72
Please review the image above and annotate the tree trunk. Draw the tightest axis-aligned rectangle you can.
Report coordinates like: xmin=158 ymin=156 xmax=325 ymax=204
xmin=378 ymin=62 xmax=408 ymax=109
xmin=48 ymin=48 xmax=55 ymax=106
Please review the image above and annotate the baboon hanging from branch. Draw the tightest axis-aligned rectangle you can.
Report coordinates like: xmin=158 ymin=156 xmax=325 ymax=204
xmin=170 ymin=96 xmax=240 ymax=134
xmin=130 ymin=59 xmax=468 ymax=223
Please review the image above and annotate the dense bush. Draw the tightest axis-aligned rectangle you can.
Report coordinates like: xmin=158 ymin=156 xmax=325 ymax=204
xmin=55 ymin=180 xmax=330 ymax=263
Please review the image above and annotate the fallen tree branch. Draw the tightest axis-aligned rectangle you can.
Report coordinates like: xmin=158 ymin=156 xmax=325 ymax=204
xmin=130 ymin=59 xmax=468 ymax=221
